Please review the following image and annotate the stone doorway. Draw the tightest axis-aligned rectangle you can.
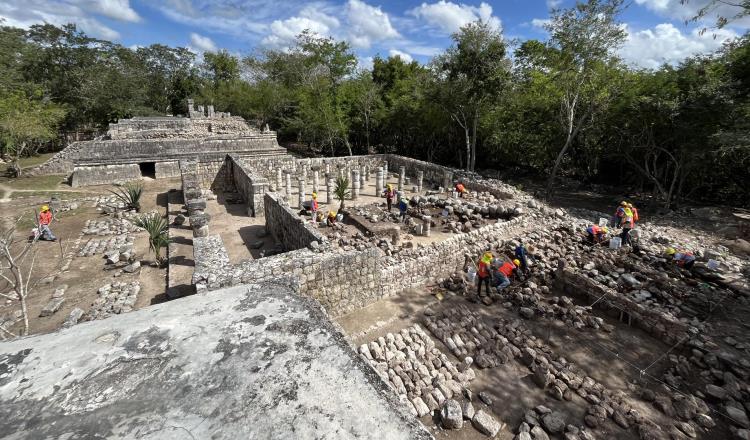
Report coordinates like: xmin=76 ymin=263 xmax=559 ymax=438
xmin=139 ymin=162 xmax=156 ymax=179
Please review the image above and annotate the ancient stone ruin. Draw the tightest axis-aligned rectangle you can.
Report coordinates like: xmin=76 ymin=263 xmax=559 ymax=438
xmin=3 ymin=104 xmax=749 ymax=440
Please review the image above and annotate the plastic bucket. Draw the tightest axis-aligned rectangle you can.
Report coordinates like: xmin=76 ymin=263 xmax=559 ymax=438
xmin=467 ymin=267 xmax=477 ymax=283
xmin=609 ymin=237 xmax=622 ymax=249
xmin=599 ymin=217 xmax=609 ymax=227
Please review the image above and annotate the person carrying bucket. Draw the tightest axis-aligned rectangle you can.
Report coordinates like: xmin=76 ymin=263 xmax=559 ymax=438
xmin=477 ymin=252 xmax=493 ymax=295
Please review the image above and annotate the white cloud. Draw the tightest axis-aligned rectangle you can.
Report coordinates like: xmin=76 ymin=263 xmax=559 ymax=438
xmin=0 ymin=0 xmax=140 ymax=39
xmin=388 ymin=49 xmax=413 ymax=62
xmin=190 ymin=32 xmax=217 ymax=52
xmin=358 ymin=56 xmax=374 ymax=70
xmin=546 ymin=0 xmax=562 ymax=9
xmin=619 ymin=23 xmax=738 ymax=69
xmin=408 ymin=1 xmax=501 ymax=34
xmin=530 ymin=18 xmax=550 ymax=30
xmin=261 ymin=11 xmax=338 ymax=49
xmin=634 ymin=0 xmax=750 ymax=28
xmin=346 ymin=0 xmax=400 ymax=48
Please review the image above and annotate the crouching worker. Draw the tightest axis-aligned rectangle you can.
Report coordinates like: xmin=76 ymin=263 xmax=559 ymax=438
xmin=37 ymin=205 xmax=56 ymax=241
xmin=326 ymin=210 xmax=337 ymax=226
xmin=492 ymin=259 xmax=519 ymax=292
xmin=586 ymin=225 xmax=608 ymax=244
xmin=477 ymin=252 xmax=493 ymax=295
xmin=455 ymin=182 xmax=468 ymax=198
xmin=665 ymin=247 xmax=695 ymax=270
xmin=398 ymin=196 xmax=409 ymax=222
xmin=514 ymin=242 xmax=536 ymax=275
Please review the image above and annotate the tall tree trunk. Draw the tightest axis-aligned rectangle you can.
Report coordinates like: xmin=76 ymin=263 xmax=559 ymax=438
xmin=463 ymin=126 xmax=471 ymax=172
xmin=20 ymin=294 xmax=29 ymax=336
xmin=470 ymin=112 xmax=478 ymax=172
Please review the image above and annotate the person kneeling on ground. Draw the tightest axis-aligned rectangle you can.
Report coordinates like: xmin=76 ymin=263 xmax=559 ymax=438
xmin=37 ymin=205 xmax=56 ymax=241
xmin=586 ymin=225 xmax=608 ymax=244
xmin=326 ymin=210 xmax=337 ymax=226
xmin=665 ymin=247 xmax=695 ymax=270
xmin=476 ymin=252 xmax=493 ymax=296
xmin=455 ymin=182 xmax=468 ymax=198
xmin=492 ymin=258 xmax=519 ymax=292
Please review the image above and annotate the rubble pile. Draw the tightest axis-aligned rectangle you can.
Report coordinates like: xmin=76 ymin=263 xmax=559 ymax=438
xmin=77 ymin=235 xmax=135 ymax=258
xmin=86 ymin=281 xmax=141 ymax=320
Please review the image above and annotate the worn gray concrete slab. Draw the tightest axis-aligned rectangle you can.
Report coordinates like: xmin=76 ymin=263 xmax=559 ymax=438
xmin=0 ymin=283 xmax=432 ymax=440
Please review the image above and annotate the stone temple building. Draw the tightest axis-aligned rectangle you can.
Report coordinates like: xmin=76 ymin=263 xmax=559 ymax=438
xmin=36 ymin=99 xmax=288 ymax=187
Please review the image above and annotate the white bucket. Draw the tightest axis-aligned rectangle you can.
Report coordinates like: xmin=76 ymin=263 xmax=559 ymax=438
xmin=707 ymin=259 xmax=719 ymax=270
xmin=599 ymin=217 xmax=609 ymax=227
xmin=467 ymin=267 xmax=477 ymax=283
xmin=609 ymin=237 xmax=622 ymax=249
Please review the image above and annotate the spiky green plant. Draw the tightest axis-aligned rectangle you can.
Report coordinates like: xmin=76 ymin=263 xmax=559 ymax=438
xmin=109 ymin=182 xmax=143 ymax=212
xmin=334 ymin=176 xmax=350 ymax=210
xmin=133 ymin=212 xmax=170 ymax=265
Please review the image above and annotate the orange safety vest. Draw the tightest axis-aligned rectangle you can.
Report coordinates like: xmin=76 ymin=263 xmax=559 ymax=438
xmin=499 ymin=262 xmax=515 ymax=278
xmin=478 ymin=261 xmax=490 ymax=278
xmin=456 ymin=183 xmax=466 ymax=193
xmin=632 ymin=207 xmax=639 ymax=222
xmin=312 ymin=199 xmax=318 ymax=211
xmin=39 ymin=211 xmax=52 ymax=225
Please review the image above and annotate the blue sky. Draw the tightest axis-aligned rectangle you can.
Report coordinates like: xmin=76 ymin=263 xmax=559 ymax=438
xmin=1 ymin=0 xmax=748 ymax=69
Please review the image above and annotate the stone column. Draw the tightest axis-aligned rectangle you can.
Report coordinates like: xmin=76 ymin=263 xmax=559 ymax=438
xmin=398 ymin=166 xmax=406 ymax=191
xmin=417 ymin=171 xmax=424 ymax=193
xmin=360 ymin=166 xmax=366 ymax=192
xmin=313 ymin=169 xmax=320 ymax=194
xmin=364 ymin=165 xmax=370 ymax=181
xmin=384 ymin=162 xmax=389 ymax=181
xmin=326 ymin=174 xmax=333 ymax=205
xmin=298 ymin=178 xmax=306 ymax=209
xmin=442 ymin=171 xmax=453 ymax=192
xmin=276 ymin=168 xmax=283 ymax=192
xmin=422 ymin=215 xmax=432 ymax=237
xmin=325 ymin=162 xmax=331 ymax=175
xmin=376 ymin=167 xmax=384 ymax=196
xmin=351 ymin=169 xmax=360 ymax=201
xmin=285 ymin=171 xmax=292 ymax=202
xmin=302 ymin=165 xmax=308 ymax=182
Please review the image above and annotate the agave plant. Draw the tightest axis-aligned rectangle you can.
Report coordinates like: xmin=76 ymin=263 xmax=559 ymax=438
xmin=109 ymin=182 xmax=143 ymax=212
xmin=334 ymin=176 xmax=350 ymax=210
xmin=133 ymin=212 xmax=170 ymax=266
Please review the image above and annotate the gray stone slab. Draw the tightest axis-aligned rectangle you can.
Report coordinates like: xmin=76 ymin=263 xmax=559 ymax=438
xmin=0 ymin=283 xmax=431 ymax=440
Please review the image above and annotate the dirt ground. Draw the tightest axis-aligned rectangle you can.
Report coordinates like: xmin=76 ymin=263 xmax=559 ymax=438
xmin=0 ymin=177 xmax=175 ymax=337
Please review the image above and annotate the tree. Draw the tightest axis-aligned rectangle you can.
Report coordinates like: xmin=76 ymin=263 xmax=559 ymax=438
xmin=682 ymin=0 xmax=750 ymax=32
xmin=342 ymin=70 xmax=383 ymax=153
xmin=0 ymin=91 xmax=66 ymax=176
xmin=433 ymin=21 xmax=510 ymax=171
xmin=541 ymin=0 xmax=627 ymax=199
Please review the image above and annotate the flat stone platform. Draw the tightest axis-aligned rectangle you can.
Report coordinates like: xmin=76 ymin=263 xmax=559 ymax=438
xmin=0 ymin=283 xmax=432 ymax=440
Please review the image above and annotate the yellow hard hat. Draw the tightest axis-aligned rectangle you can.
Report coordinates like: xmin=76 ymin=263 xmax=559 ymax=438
xmin=41 ymin=205 xmax=49 ymax=212
xmin=387 ymin=184 xmax=392 ymax=189
xmin=513 ymin=259 xmax=521 ymax=267
xmin=328 ymin=211 xmax=336 ymax=217
xmin=312 ymin=192 xmax=318 ymax=199
xmin=620 ymin=201 xmax=627 ymax=206
xmin=602 ymin=227 xmax=609 ymax=234
xmin=665 ymin=248 xmax=676 ymax=256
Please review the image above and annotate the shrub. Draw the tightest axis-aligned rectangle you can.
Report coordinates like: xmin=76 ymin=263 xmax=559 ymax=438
xmin=109 ymin=182 xmax=143 ymax=212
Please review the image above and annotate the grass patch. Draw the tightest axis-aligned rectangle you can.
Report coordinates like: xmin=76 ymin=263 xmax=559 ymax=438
xmin=2 ymin=174 xmax=69 ymax=191
xmin=9 ymin=190 xmax=88 ymax=200
xmin=0 ymin=153 xmax=56 ymax=175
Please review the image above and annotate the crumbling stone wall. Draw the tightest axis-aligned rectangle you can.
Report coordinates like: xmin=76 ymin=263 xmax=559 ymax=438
xmin=71 ymin=164 xmax=141 ymax=187
xmin=180 ymin=160 xmax=211 ymax=238
xmin=558 ymin=267 xmax=690 ymax=344
xmin=227 ymin=155 xmax=267 ymax=216
xmin=384 ymin=155 xmax=453 ymax=189
xmin=192 ymin=235 xmax=233 ymax=291
xmin=155 ymin=161 xmax=180 ymax=179
xmin=263 ymin=192 xmax=326 ymax=251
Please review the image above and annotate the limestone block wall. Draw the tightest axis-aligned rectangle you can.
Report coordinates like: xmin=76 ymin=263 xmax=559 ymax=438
xmin=227 ymin=155 xmax=267 ymax=216
xmin=196 ymin=160 xmax=233 ymax=192
xmin=378 ymin=217 xmax=527 ymax=297
xmin=70 ymin=164 xmax=141 ymax=187
xmin=384 ymin=155 xmax=452 ymax=188
xmin=263 ymin=192 xmax=326 ymax=250
xmin=558 ymin=268 xmax=689 ymax=344
xmin=155 ymin=161 xmax=180 ymax=179
xmin=192 ymin=235 xmax=233 ymax=292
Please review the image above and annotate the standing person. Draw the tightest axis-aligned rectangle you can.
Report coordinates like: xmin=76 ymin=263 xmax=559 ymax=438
xmin=514 ymin=242 xmax=535 ymax=274
xmin=620 ymin=204 xmax=634 ymax=247
xmin=611 ymin=201 xmax=627 ymax=228
xmin=37 ymin=205 xmax=56 ymax=241
xmin=477 ymin=252 xmax=493 ymax=295
xmin=628 ymin=202 xmax=639 ymax=226
xmin=310 ymin=192 xmax=319 ymax=223
xmin=398 ymin=196 xmax=409 ymax=222
xmin=383 ymin=184 xmax=395 ymax=212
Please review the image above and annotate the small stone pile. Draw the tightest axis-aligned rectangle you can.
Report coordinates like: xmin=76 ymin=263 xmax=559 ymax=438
xmin=86 ymin=281 xmax=141 ymax=320
xmin=358 ymin=324 xmax=477 ymax=418
xmin=77 ymin=235 xmax=135 ymax=257
xmin=81 ymin=217 xmax=140 ymax=236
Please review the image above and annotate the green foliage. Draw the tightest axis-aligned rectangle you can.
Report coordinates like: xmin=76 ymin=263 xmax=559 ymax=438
xmin=133 ymin=212 xmax=170 ymax=265
xmin=334 ymin=176 xmax=350 ymax=210
xmin=109 ymin=182 xmax=143 ymax=212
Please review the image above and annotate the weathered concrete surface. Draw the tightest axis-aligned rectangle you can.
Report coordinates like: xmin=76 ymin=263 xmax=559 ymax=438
xmin=0 ymin=283 xmax=432 ymax=440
